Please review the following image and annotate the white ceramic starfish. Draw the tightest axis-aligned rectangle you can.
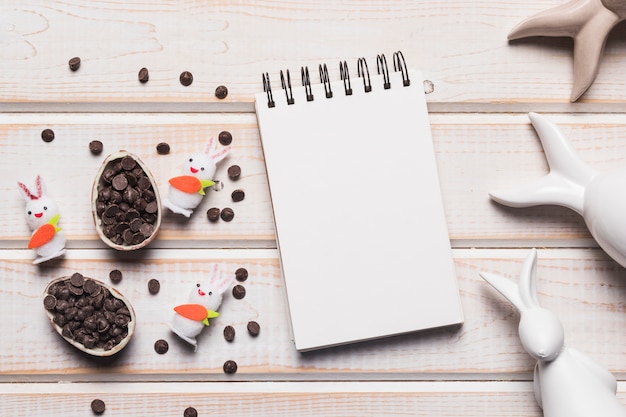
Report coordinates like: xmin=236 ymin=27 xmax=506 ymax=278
xmin=508 ymin=0 xmax=626 ymax=102
xmin=490 ymin=112 xmax=626 ymax=268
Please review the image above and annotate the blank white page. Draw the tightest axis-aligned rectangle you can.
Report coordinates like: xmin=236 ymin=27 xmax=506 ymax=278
xmin=255 ymin=66 xmax=463 ymax=351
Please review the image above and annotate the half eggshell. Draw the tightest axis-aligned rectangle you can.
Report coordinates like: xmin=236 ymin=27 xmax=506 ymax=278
xmin=43 ymin=275 xmax=136 ymax=357
xmin=92 ymin=150 xmax=162 ymax=250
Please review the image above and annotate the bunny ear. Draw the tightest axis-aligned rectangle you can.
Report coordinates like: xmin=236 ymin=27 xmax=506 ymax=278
xmin=35 ymin=175 xmax=45 ymax=198
xmin=210 ymin=146 xmax=231 ymax=164
xmin=209 ymin=267 xmax=234 ymax=295
xmin=17 ymin=181 xmax=35 ymax=201
xmin=519 ymin=248 xmax=541 ymax=308
xmin=480 ymin=271 xmax=530 ymax=312
xmin=205 ymin=137 xmax=216 ymax=154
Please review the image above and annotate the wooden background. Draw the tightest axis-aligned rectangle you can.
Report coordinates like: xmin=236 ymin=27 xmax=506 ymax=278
xmin=2 ymin=0 xmax=626 ymax=416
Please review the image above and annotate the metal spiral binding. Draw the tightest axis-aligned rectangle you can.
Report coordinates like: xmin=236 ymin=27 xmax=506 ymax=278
xmin=339 ymin=61 xmax=352 ymax=96
xmin=376 ymin=54 xmax=391 ymax=89
xmin=357 ymin=57 xmax=372 ymax=93
xmin=262 ymin=72 xmax=275 ymax=108
xmin=301 ymin=66 xmax=314 ymax=102
xmin=319 ymin=64 xmax=333 ymax=98
xmin=280 ymin=70 xmax=295 ymax=105
xmin=392 ymin=51 xmax=410 ymax=86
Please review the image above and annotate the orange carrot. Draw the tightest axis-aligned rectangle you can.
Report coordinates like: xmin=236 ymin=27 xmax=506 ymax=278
xmin=28 ymin=224 xmax=55 ymax=249
xmin=174 ymin=304 xmax=208 ymax=321
xmin=169 ymin=176 xmax=201 ymax=193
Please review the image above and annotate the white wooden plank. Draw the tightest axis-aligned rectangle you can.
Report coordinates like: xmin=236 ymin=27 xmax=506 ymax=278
xmin=0 ymin=248 xmax=624 ymax=380
xmin=2 ymin=0 xmax=626 ymax=110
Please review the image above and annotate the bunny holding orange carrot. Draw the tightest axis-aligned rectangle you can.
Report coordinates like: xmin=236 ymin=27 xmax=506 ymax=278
xmin=17 ymin=175 xmax=66 ymax=264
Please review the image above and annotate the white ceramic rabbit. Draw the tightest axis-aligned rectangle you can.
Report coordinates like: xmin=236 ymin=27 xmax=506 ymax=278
xmin=490 ymin=112 xmax=626 ymax=269
xmin=480 ymin=249 xmax=626 ymax=417
xmin=17 ymin=175 xmax=66 ymax=264
xmin=162 ymin=138 xmax=231 ymax=217
xmin=170 ymin=264 xmax=234 ymax=351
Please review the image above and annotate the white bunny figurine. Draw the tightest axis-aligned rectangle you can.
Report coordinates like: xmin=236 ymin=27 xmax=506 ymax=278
xmin=17 ymin=175 xmax=66 ymax=264
xmin=480 ymin=249 xmax=626 ymax=417
xmin=170 ymin=264 xmax=234 ymax=351
xmin=162 ymin=138 xmax=231 ymax=217
xmin=490 ymin=112 xmax=626 ymax=269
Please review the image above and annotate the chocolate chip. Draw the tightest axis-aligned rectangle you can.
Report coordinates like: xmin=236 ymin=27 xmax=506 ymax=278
xmin=83 ymin=279 xmax=99 ymax=295
xmin=231 ymin=189 xmax=245 ymax=202
xmin=184 ymin=407 xmax=198 ymax=417
xmin=70 ymin=272 xmax=85 ymax=287
xmin=121 ymin=155 xmax=137 ymax=171
xmin=112 ymin=174 xmax=128 ymax=191
xmin=148 ymin=278 xmax=160 ymax=294
xmin=43 ymin=294 xmax=57 ymax=310
xmin=179 ymin=71 xmax=193 ymax=86
xmin=227 ymin=165 xmax=241 ymax=180
xmin=89 ymin=140 xmax=103 ymax=155
xmin=218 ymin=131 xmax=232 ymax=146
xmin=156 ymin=142 xmax=170 ymax=155
xmin=41 ymin=129 xmax=55 ymax=143
xmin=223 ymin=359 xmax=238 ymax=374
xmin=138 ymin=67 xmax=149 ymax=83
xmin=235 ymin=267 xmax=248 ymax=282
xmin=109 ymin=269 xmax=123 ymax=283
xmin=68 ymin=57 xmax=81 ymax=71
xmin=215 ymin=85 xmax=228 ymax=99
xmin=247 ymin=321 xmax=260 ymax=336
xmin=232 ymin=284 xmax=246 ymax=299
xmin=220 ymin=207 xmax=234 ymax=222
xmin=207 ymin=207 xmax=221 ymax=222
xmin=145 ymin=201 xmax=158 ymax=214
xmin=90 ymin=399 xmax=106 ymax=414
xmin=223 ymin=325 xmax=235 ymax=342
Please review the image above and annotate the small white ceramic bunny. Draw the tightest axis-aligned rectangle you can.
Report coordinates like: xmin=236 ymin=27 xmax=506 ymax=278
xmin=490 ymin=112 xmax=626 ymax=269
xmin=17 ymin=175 xmax=66 ymax=264
xmin=162 ymin=138 xmax=231 ymax=217
xmin=170 ymin=264 xmax=234 ymax=351
xmin=480 ymin=249 xmax=626 ymax=417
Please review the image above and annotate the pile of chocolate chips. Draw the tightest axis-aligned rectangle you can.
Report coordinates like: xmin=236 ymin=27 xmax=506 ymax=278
xmin=44 ymin=273 xmax=132 ymax=351
xmin=95 ymin=155 xmax=158 ymax=246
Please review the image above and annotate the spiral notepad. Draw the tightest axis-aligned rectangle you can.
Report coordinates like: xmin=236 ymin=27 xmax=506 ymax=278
xmin=255 ymin=52 xmax=464 ymax=352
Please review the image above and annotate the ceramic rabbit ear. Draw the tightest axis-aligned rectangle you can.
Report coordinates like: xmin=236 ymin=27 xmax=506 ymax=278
xmin=518 ymin=248 xmax=540 ymax=308
xmin=480 ymin=271 xmax=528 ymax=312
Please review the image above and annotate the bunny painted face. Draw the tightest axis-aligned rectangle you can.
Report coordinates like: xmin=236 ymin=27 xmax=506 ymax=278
xmin=189 ymin=282 xmax=223 ymax=311
xmin=184 ymin=153 xmax=217 ymax=181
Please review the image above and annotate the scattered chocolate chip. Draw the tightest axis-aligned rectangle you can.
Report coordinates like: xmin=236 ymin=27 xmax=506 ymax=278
xmin=90 ymin=399 xmax=106 ymax=414
xmin=184 ymin=406 xmax=198 ymax=417
xmin=247 ymin=321 xmax=260 ymax=336
xmin=223 ymin=359 xmax=238 ymax=374
xmin=138 ymin=67 xmax=149 ymax=83
xmin=232 ymin=284 xmax=246 ymax=300
xmin=235 ymin=267 xmax=248 ymax=282
xmin=220 ymin=207 xmax=234 ymax=222
xmin=41 ymin=129 xmax=55 ymax=143
xmin=215 ymin=85 xmax=228 ymax=99
xmin=43 ymin=294 xmax=57 ymax=310
xmin=223 ymin=325 xmax=235 ymax=342
xmin=212 ymin=180 xmax=224 ymax=191
xmin=156 ymin=142 xmax=170 ymax=155
xmin=154 ymin=339 xmax=169 ymax=354
xmin=109 ymin=269 xmax=123 ymax=283
xmin=68 ymin=57 xmax=81 ymax=71
xmin=179 ymin=71 xmax=193 ymax=86
xmin=148 ymin=278 xmax=160 ymax=294
xmin=89 ymin=140 xmax=103 ymax=155
xmin=227 ymin=165 xmax=241 ymax=180
xmin=207 ymin=207 xmax=221 ymax=222
xmin=218 ymin=131 xmax=232 ymax=146
xmin=231 ymin=189 xmax=245 ymax=202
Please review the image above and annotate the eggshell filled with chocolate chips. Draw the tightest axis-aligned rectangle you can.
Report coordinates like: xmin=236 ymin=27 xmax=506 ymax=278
xmin=92 ymin=151 xmax=162 ymax=250
xmin=43 ymin=274 xmax=136 ymax=357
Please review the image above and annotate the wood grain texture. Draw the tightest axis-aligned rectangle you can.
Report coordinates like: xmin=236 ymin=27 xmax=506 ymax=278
xmin=1 ymin=249 xmax=624 ymax=381
xmin=3 ymin=113 xmax=626 ymax=250
xmin=2 ymin=0 xmax=626 ymax=110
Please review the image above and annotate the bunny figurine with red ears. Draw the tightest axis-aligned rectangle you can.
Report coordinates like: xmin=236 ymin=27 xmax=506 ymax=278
xmin=162 ymin=138 xmax=231 ymax=217
xmin=170 ymin=264 xmax=234 ymax=351
xmin=17 ymin=175 xmax=66 ymax=264
xmin=480 ymin=249 xmax=626 ymax=417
